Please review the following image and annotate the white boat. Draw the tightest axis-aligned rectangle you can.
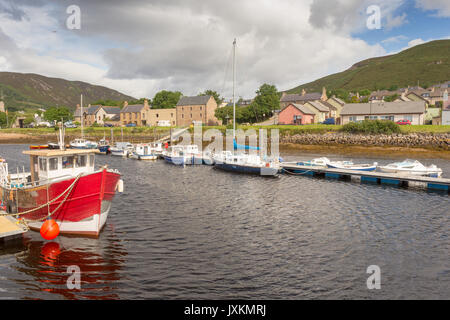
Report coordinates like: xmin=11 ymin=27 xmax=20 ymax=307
xmin=327 ymin=161 xmax=378 ymax=171
xmin=378 ymin=159 xmax=443 ymax=178
xmin=163 ymin=145 xmax=199 ymax=165
xmin=149 ymin=142 xmax=165 ymax=158
xmin=110 ymin=142 xmax=134 ymax=157
xmin=296 ymin=157 xmax=332 ymax=167
xmin=131 ymin=144 xmax=158 ymax=160
xmin=212 ymin=39 xmax=280 ymax=176
xmin=70 ymin=138 xmax=98 ymax=149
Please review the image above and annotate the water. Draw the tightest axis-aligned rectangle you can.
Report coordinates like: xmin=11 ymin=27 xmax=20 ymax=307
xmin=0 ymin=144 xmax=449 ymax=299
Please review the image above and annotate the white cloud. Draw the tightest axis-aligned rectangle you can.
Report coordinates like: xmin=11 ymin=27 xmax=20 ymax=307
xmin=0 ymin=0 xmax=389 ymax=100
xmin=381 ymin=35 xmax=408 ymax=44
xmin=415 ymin=0 xmax=450 ymax=17
xmin=407 ymin=38 xmax=426 ymax=47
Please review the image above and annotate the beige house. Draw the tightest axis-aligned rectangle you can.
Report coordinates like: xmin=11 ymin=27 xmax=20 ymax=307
xmin=147 ymin=108 xmax=177 ymax=126
xmin=279 ymin=87 xmax=327 ymax=109
xmin=340 ymin=101 xmax=426 ymax=125
xmin=176 ymin=95 xmax=220 ymax=126
xmin=120 ymin=99 xmax=151 ymax=126
xmin=303 ymin=100 xmax=330 ymax=123
xmin=326 ymin=96 xmax=345 ymax=123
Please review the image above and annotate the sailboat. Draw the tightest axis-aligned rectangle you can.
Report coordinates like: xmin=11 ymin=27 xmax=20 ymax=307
xmin=70 ymin=94 xmax=98 ymax=149
xmin=213 ymin=39 xmax=280 ymax=176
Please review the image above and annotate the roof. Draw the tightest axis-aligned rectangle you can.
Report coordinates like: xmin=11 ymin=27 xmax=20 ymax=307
xmin=306 ymin=100 xmax=329 ymax=112
xmin=101 ymin=106 xmax=121 ymax=114
xmin=74 ymin=105 xmax=100 ymax=117
xmin=121 ymin=104 xmax=145 ymax=113
xmin=280 ymin=93 xmax=322 ymax=103
xmin=341 ymin=101 xmax=426 ymax=116
xmin=23 ymin=149 xmax=100 ymax=157
xmin=283 ymin=103 xmax=316 ymax=115
xmin=176 ymin=95 xmax=211 ymax=106
xmin=329 ymin=96 xmax=345 ymax=105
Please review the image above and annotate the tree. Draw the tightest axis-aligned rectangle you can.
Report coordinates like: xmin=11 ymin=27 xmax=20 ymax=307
xmin=384 ymin=94 xmax=399 ymax=102
xmin=152 ymin=90 xmax=182 ymax=109
xmin=91 ymin=99 xmax=122 ymax=106
xmin=199 ymin=90 xmax=223 ymax=105
xmin=358 ymin=89 xmax=371 ymax=97
xmin=129 ymin=98 xmax=151 ymax=105
xmin=44 ymin=107 xmax=73 ymax=122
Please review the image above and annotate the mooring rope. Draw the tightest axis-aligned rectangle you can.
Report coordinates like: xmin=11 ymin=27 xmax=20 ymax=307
xmin=282 ymin=168 xmax=315 ymax=175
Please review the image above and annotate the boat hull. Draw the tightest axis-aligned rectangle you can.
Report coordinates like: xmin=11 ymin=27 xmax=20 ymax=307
xmin=164 ymin=155 xmax=193 ymax=165
xmin=132 ymin=153 xmax=158 ymax=160
xmin=214 ymin=162 xmax=279 ymax=176
xmin=378 ymin=167 xmax=442 ymax=178
xmin=327 ymin=164 xmax=377 ymax=171
xmin=98 ymin=145 xmax=110 ymax=154
xmin=1 ymin=169 xmax=121 ymax=237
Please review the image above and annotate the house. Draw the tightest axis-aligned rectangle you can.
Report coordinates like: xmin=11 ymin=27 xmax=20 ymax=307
xmin=176 ymin=95 xmax=219 ymax=126
xmin=120 ymin=99 xmax=151 ymax=126
xmin=147 ymin=108 xmax=177 ymax=126
xmin=81 ymin=105 xmax=101 ymax=126
xmin=340 ymin=101 xmax=426 ymax=125
xmin=278 ymin=103 xmax=315 ymax=125
xmin=303 ymin=100 xmax=330 ymax=123
xmin=279 ymin=87 xmax=327 ymax=109
xmin=326 ymin=96 xmax=345 ymax=123
xmin=442 ymin=90 xmax=450 ymax=125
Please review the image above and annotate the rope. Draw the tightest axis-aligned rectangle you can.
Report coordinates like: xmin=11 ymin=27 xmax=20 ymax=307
xmin=0 ymin=173 xmax=83 ymax=220
xmin=282 ymin=168 xmax=315 ymax=175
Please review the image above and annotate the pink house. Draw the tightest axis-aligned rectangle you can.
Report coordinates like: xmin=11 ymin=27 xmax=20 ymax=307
xmin=278 ymin=103 xmax=315 ymax=125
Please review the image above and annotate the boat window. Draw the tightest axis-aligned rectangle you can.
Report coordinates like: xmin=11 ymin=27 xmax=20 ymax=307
xmin=39 ymin=158 xmax=47 ymax=172
xmin=89 ymin=155 xmax=95 ymax=167
xmin=76 ymin=155 xmax=87 ymax=168
xmin=49 ymin=157 xmax=58 ymax=171
xmin=62 ymin=156 xmax=74 ymax=169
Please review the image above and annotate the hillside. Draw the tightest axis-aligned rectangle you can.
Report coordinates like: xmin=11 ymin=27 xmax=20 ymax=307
xmin=286 ymin=39 xmax=450 ymax=93
xmin=0 ymin=72 xmax=135 ymax=111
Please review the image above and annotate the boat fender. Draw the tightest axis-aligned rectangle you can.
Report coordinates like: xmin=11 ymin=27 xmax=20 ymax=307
xmin=265 ymin=162 xmax=270 ymax=168
xmin=117 ymin=179 xmax=124 ymax=193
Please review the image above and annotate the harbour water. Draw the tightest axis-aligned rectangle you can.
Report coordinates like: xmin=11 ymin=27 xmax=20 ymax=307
xmin=0 ymin=144 xmax=449 ymax=299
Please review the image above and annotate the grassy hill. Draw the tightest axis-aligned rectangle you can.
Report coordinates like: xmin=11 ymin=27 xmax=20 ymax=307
xmin=287 ymin=39 xmax=450 ymax=93
xmin=0 ymin=72 xmax=135 ymax=111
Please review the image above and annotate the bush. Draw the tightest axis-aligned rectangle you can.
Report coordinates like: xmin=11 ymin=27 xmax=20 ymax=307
xmin=341 ymin=120 xmax=401 ymax=134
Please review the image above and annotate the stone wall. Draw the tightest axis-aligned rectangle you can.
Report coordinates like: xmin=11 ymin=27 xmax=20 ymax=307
xmin=281 ymin=132 xmax=450 ymax=150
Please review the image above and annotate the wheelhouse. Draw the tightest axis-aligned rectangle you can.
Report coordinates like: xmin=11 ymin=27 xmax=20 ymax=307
xmin=23 ymin=149 xmax=99 ymax=184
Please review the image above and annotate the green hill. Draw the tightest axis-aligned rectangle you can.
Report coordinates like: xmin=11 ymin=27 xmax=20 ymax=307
xmin=286 ymin=39 xmax=450 ymax=93
xmin=0 ymin=72 xmax=135 ymax=111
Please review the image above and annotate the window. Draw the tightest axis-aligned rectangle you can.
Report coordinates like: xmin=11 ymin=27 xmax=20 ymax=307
xmin=89 ymin=155 xmax=95 ymax=167
xmin=190 ymin=107 xmax=192 ymax=111
xmin=76 ymin=155 xmax=87 ymax=168
xmin=171 ymin=113 xmax=173 ymax=117
xmin=156 ymin=114 xmax=159 ymax=118
xmin=404 ymin=115 xmax=413 ymax=121
xmin=62 ymin=156 xmax=74 ymax=169
xmin=349 ymin=116 xmax=357 ymax=122
xmin=39 ymin=158 xmax=47 ymax=172
xmin=200 ymin=106 xmax=202 ymax=111
xmin=182 ymin=114 xmax=184 ymax=118
xmin=190 ymin=114 xmax=192 ymax=118
xmin=200 ymin=113 xmax=202 ymax=117
xmin=49 ymin=158 xmax=58 ymax=171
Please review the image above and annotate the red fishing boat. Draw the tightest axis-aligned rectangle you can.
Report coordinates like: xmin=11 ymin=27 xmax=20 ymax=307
xmin=0 ymin=144 xmax=123 ymax=237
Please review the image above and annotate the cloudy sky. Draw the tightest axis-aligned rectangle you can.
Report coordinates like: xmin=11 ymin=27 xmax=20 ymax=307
xmin=0 ymin=0 xmax=449 ymax=100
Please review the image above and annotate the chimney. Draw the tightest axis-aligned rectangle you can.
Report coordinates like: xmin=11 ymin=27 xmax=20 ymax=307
xmin=281 ymin=92 xmax=286 ymax=99
xmin=301 ymin=89 xmax=306 ymax=96
xmin=430 ymin=87 xmax=435 ymax=93
xmin=123 ymin=101 xmax=128 ymax=108
xmin=144 ymin=98 xmax=149 ymax=108
xmin=322 ymin=87 xmax=327 ymax=100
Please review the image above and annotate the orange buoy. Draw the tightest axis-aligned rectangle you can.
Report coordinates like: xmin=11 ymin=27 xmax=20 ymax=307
xmin=40 ymin=219 xmax=60 ymax=240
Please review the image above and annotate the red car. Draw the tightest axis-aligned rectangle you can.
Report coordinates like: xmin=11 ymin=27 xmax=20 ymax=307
xmin=396 ymin=119 xmax=411 ymax=125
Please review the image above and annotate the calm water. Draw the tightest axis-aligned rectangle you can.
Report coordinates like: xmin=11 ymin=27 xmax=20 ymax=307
xmin=0 ymin=144 xmax=449 ymax=299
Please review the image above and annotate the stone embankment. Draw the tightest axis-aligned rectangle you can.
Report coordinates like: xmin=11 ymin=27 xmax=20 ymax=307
xmin=281 ymin=132 xmax=450 ymax=150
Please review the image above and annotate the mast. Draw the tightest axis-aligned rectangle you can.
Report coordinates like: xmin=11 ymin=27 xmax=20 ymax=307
xmin=80 ymin=94 xmax=84 ymax=139
xmin=232 ymin=38 xmax=236 ymax=139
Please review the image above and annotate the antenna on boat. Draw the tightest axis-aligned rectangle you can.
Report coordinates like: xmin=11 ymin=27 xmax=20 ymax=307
xmin=58 ymin=118 xmax=66 ymax=150
xmin=80 ymin=94 xmax=84 ymax=139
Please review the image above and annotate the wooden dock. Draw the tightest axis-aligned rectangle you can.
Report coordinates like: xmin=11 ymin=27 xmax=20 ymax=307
xmin=280 ymin=162 xmax=450 ymax=193
xmin=0 ymin=212 xmax=28 ymax=243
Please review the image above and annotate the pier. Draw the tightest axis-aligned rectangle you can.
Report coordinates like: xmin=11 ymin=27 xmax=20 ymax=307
xmin=0 ymin=212 xmax=28 ymax=243
xmin=280 ymin=162 xmax=450 ymax=193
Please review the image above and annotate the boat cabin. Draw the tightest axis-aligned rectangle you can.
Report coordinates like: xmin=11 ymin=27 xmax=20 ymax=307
xmin=168 ymin=145 xmax=199 ymax=156
xmin=23 ymin=149 xmax=99 ymax=184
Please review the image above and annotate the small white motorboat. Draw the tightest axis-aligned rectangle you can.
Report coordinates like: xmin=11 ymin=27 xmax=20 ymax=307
xmin=70 ymin=138 xmax=98 ymax=149
xmin=163 ymin=145 xmax=199 ymax=165
xmin=131 ymin=144 xmax=158 ymax=160
xmin=193 ymin=150 xmax=215 ymax=165
xmin=296 ymin=157 xmax=334 ymax=167
xmin=378 ymin=159 xmax=443 ymax=178
xmin=327 ymin=161 xmax=378 ymax=172
xmin=110 ymin=142 xmax=134 ymax=157
xmin=213 ymin=151 xmax=280 ymax=176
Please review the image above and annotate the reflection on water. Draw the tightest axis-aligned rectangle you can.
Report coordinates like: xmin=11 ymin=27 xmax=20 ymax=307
xmin=0 ymin=144 xmax=449 ymax=299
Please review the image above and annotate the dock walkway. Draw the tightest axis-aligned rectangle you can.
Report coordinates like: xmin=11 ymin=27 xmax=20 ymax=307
xmin=280 ymin=162 xmax=450 ymax=193
xmin=0 ymin=212 xmax=28 ymax=242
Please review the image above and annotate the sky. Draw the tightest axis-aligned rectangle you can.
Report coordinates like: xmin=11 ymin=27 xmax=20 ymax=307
xmin=0 ymin=0 xmax=449 ymax=101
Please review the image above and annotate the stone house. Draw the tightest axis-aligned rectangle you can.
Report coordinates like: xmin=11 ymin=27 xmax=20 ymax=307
xmin=120 ymin=99 xmax=151 ymax=126
xmin=278 ymin=103 xmax=315 ymax=125
xmin=147 ymin=108 xmax=177 ymax=126
xmin=340 ymin=101 xmax=426 ymax=125
xmin=176 ymin=95 xmax=219 ymax=126
xmin=279 ymin=87 xmax=327 ymax=109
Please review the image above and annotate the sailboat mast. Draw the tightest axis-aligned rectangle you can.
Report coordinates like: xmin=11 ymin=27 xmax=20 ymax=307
xmin=81 ymin=94 xmax=84 ymax=139
xmin=232 ymin=38 xmax=236 ymax=139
